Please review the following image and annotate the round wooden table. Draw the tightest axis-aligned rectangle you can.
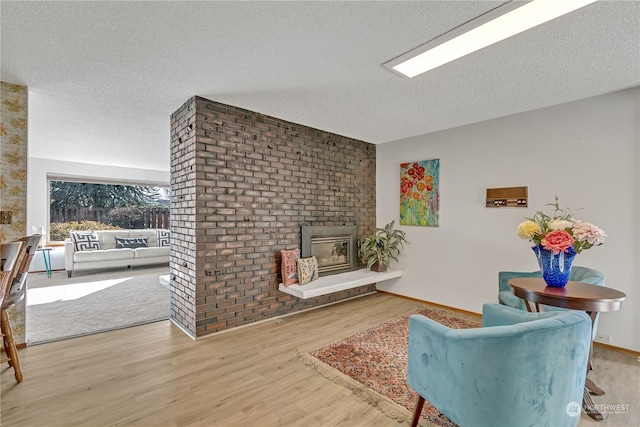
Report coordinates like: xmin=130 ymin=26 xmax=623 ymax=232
xmin=509 ymin=278 xmax=626 ymax=421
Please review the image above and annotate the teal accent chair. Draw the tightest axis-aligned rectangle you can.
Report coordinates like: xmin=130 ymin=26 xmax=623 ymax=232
xmin=497 ymin=270 xmax=542 ymax=311
xmin=498 ymin=266 xmax=605 ymax=338
xmin=407 ymin=303 xmax=592 ymax=427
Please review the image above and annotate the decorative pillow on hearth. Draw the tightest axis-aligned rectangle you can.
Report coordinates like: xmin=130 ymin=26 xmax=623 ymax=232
xmin=156 ymin=229 xmax=170 ymax=247
xmin=297 ymin=256 xmax=319 ymax=286
xmin=281 ymin=249 xmax=301 ymax=286
xmin=69 ymin=231 xmax=100 ymax=252
xmin=115 ymin=237 xmax=149 ymax=249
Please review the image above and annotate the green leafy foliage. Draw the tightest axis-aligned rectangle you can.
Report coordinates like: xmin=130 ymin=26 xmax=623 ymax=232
xmin=359 ymin=220 xmax=409 ymax=271
xmin=50 ymin=220 xmax=122 ymax=242
xmin=50 ymin=182 xmax=163 ymax=209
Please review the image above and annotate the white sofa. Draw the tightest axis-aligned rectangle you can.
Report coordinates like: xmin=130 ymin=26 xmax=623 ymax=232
xmin=64 ymin=229 xmax=169 ymax=277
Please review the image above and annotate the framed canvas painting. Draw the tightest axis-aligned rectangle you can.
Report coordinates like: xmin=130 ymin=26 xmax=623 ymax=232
xmin=400 ymin=159 xmax=439 ymax=227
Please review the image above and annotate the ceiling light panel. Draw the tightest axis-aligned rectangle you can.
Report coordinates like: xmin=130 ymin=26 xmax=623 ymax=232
xmin=385 ymin=0 xmax=599 ymax=78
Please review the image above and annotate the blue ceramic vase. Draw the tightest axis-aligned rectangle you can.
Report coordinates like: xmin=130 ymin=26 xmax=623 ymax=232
xmin=532 ymin=245 xmax=576 ymax=287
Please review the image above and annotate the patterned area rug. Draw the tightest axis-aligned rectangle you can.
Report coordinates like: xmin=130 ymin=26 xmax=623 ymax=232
xmin=299 ymin=305 xmax=481 ymax=427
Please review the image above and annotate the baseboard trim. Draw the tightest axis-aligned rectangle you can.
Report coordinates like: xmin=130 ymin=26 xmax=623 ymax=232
xmin=1 ymin=342 xmax=27 ymax=351
xmin=29 ymin=269 xmax=64 ymax=274
xmin=188 ymin=291 xmax=377 ymax=341
xmin=593 ymin=341 xmax=640 ymax=357
xmin=376 ymin=290 xmax=482 ymax=319
xmin=376 ymin=290 xmax=640 ymax=357
xmin=170 ymin=318 xmax=196 ymax=340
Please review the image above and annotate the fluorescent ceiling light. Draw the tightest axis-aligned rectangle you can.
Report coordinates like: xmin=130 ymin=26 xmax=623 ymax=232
xmin=385 ymin=0 xmax=598 ymax=78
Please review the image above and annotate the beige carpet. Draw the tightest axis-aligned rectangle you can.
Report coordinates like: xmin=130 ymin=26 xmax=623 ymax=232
xmin=26 ymin=265 xmax=169 ymax=345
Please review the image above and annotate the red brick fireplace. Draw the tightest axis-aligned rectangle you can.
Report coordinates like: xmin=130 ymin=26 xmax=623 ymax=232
xmin=169 ymin=97 xmax=377 ymax=337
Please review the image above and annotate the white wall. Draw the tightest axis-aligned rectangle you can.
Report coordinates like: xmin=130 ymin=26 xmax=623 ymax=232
xmin=376 ymin=88 xmax=640 ymax=351
xmin=27 ymin=157 xmax=170 ymax=239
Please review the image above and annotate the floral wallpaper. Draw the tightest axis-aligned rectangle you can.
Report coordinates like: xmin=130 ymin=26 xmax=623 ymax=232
xmin=1 ymin=81 xmax=28 ymax=344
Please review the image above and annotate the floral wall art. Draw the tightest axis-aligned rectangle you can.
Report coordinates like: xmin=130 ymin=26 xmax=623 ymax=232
xmin=400 ymin=159 xmax=439 ymax=227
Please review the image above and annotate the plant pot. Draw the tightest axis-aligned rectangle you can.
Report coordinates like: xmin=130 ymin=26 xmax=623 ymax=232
xmin=370 ymin=261 xmax=388 ymax=273
xmin=532 ymin=245 xmax=576 ymax=287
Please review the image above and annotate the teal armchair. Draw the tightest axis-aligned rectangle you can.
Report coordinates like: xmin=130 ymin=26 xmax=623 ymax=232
xmin=407 ymin=303 xmax=592 ymax=427
xmin=497 ymin=270 xmax=541 ymax=310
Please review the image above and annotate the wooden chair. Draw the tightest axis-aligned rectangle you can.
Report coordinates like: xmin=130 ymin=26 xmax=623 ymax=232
xmin=1 ymin=242 xmax=23 ymax=300
xmin=8 ymin=234 xmax=42 ymax=294
xmin=1 ymin=241 xmax=27 ymax=383
xmin=1 ymin=235 xmax=41 ymax=381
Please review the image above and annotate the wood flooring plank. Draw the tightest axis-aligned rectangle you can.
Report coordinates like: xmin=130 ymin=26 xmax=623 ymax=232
xmin=2 ymin=292 xmax=636 ymax=427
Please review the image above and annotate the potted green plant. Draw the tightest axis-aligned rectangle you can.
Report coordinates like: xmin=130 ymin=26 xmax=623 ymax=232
xmin=359 ymin=220 xmax=409 ymax=272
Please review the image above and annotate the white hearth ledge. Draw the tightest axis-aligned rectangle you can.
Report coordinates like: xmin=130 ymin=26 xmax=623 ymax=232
xmin=279 ymin=268 xmax=402 ymax=299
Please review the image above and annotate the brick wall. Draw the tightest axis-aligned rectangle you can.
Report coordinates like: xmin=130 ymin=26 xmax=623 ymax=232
xmin=170 ymin=96 xmax=377 ymax=337
xmin=169 ymin=98 xmax=198 ymax=335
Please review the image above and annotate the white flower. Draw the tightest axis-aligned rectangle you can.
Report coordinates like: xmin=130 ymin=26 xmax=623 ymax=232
xmin=572 ymin=220 xmax=607 ymax=246
xmin=548 ymin=219 xmax=574 ymax=231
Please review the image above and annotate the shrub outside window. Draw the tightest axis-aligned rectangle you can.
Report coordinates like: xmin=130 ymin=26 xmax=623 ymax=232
xmin=48 ymin=180 xmax=170 ymax=243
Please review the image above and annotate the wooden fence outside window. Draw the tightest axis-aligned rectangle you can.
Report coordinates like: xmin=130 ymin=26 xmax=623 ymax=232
xmin=50 ymin=207 xmax=170 ymax=230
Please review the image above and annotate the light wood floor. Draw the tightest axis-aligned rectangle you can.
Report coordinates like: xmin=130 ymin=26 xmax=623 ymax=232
xmin=1 ymin=293 xmax=638 ymax=427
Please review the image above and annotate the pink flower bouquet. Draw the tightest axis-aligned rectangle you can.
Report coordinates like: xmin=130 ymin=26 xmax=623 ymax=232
xmin=516 ymin=196 xmax=607 ymax=254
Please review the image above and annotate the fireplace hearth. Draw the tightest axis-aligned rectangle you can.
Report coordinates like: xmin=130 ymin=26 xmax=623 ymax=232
xmin=301 ymin=225 xmax=358 ymax=276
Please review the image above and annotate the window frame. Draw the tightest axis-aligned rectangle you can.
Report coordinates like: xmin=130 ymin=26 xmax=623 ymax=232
xmin=46 ymin=174 xmax=170 ymax=245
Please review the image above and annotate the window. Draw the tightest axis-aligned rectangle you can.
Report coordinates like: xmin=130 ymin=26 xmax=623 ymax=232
xmin=48 ymin=178 xmax=170 ymax=243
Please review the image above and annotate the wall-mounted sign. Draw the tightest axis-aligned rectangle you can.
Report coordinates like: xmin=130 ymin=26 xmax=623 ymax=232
xmin=486 ymin=186 xmax=528 ymax=208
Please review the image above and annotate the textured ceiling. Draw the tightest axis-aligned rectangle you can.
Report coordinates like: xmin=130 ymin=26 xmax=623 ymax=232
xmin=1 ymin=1 xmax=639 ymax=171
